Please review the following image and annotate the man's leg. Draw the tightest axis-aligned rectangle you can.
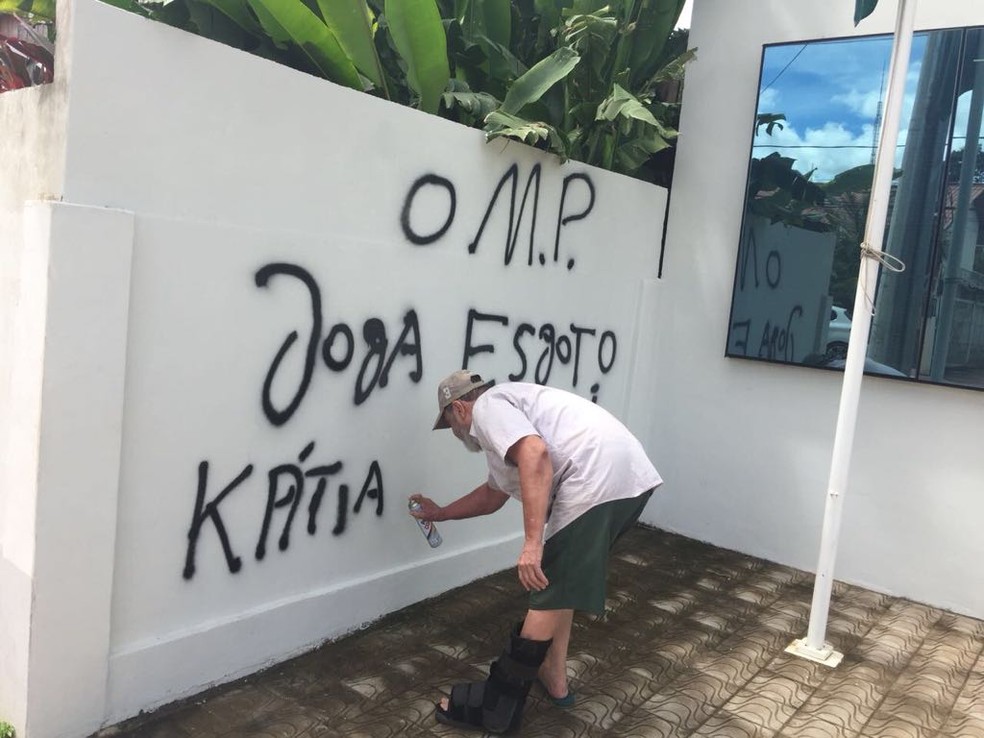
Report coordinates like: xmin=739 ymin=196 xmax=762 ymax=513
xmin=522 ymin=608 xmax=574 ymax=699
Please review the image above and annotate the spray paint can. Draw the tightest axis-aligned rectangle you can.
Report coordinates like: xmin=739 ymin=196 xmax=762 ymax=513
xmin=408 ymin=499 xmax=443 ymax=548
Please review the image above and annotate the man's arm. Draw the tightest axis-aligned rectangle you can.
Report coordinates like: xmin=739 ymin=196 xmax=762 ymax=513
xmin=409 ymin=483 xmax=508 ymax=523
xmin=507 ymin=434 xmax=553 ymax=592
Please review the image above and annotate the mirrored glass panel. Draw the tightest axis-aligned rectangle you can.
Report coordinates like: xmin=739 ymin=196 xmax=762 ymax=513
xmin=727 ymin=26 xmax=984 ymax=391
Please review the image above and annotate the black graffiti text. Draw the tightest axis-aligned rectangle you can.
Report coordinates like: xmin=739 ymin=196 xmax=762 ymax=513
xmin=400 ymin=166 xmax=596 ymax=271
xmin=255 ymin=262 xmax=423 ymax=426
xmin=462 ymin=308 xmax=616 ymax=402
xmin=182 ymin=443 xmax=384 ymax=579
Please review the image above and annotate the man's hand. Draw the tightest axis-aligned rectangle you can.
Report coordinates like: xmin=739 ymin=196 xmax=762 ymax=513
xmin=408 ymin=494 xmax=443 ymax=522
xmin=517 ymin=540 xmax=549 ymax=592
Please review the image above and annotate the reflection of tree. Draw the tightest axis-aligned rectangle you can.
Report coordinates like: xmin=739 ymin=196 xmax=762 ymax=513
xmin=820 ymin=165 xmax=900 ymax=310
xmin=946 ymin=146 xmax=984 ymax=184
xmin=748 ymin=114 xmax=828 ymax=231
xmin=825 ymin=193 xmax=868 ymax=312
xmin=746 ymin=152 xmax=828 ymax=232
xmin=747 ymin=115 xmax=901 ymax=310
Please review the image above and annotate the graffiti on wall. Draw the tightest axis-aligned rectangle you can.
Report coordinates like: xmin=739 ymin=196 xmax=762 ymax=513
xmin=401 ymin=164 xmax=595 ymax=271
xmin=183 ymin=162 xmax=622 ymax=579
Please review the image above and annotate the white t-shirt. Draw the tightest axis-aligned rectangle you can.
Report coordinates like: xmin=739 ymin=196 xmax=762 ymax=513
xmin=469 ymin=383 xmax=662 ymax=540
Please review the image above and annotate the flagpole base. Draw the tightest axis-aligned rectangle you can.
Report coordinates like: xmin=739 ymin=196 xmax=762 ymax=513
xmin=785 ymin=638 xmax=844 ymax=667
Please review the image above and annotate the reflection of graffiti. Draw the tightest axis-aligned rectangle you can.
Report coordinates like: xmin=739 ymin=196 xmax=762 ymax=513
xmin=255 ymin=262 xmax=423 ymax=425
xmin=756 ymin=305 xmax=803 ymax=360
xmin=731 ymin=228 xmax=802 ymax=361
xmin=462 ymin=308 xmax=616 ymax=400
xmin=400 ymin=165 xmax=595 ymax=271
xmin=182 ymin=449 xmax=385 ymax=579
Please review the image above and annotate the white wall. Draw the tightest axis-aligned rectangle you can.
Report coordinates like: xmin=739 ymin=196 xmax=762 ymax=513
xmin=2 ymin=1 xmax=666 ymax=734
xmin=649 ymin=0 xmax=984 ymax=619
xmin=0 ymin=21 xmax=69 ymax=734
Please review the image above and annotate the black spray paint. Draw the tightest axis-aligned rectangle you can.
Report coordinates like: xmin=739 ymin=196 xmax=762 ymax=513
xmin=183 ymin=445 xmax=384 ymax=579
xmin=400 ymin=164 xmax=595 ymax=271
xmin=255 ymin=262 xmax=423 ymax=426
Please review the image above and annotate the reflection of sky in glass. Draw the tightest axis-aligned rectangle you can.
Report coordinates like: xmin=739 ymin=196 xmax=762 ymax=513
xmin=753 ymin=34 xmax=928 ymax=182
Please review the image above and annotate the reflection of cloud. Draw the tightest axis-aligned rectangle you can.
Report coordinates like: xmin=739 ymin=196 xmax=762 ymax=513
xmin=754 ymin=121 xmax=877 ymax=182
xmin=754 ymin=90 xmax=918 ymax=182
xmin=759 ymin=88 xmax=780 ymax=110
xmin=833 ymin=89 xmax=881 ymax=118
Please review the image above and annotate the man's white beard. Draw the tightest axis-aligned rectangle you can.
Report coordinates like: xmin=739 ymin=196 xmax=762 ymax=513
xmin=454 ymin=427 xmax=482 ymax=453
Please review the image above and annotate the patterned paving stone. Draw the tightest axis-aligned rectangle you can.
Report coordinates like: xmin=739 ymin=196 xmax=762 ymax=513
xmin=92 ymin=527 xmax=984 ymax=738
xmin=936 ymin=712 xmax=984 ymax=738
xmin=763 ymin=653 xmax=833 ymax=690
xmin=860 ymin=710 xmax=937 ymax=738
xmin=639 ymin=689 xmax=717 ymax=734
xmin=954 ymin=671 xmax=984 ymax=720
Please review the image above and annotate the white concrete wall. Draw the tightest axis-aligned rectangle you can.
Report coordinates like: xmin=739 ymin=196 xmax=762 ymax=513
xmin=0 ymin=14 xmax=69 ymax=733
xmin=2 ymin=1 xmax=666 ymax=734
xmin=648 ymin=0 xmax=984 ymax=620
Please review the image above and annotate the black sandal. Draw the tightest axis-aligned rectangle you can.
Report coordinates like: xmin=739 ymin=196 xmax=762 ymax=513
xmin=434 ymin=625 xmax=552 ymax=734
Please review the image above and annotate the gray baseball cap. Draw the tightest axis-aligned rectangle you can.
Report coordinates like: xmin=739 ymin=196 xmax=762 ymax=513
xmin=433 ymin=370 xmax=494 ymax=430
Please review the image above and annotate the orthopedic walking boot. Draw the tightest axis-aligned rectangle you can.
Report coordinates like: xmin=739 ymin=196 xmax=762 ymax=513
xmin=435 ymin=623 xmax=552 ymax=734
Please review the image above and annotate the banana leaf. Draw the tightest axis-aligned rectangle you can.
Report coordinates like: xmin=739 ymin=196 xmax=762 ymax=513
xmin=385 ymin=0 xmax=450 ymax=114
xmin=442 ymin=84 xmax=500 ymax=124
xmin=456 ymin=0 xmax=510 ymax=48
xmin=196 ymin=0 xmax=264 ymax=36
xmin=315 ymin=0 xmax=385 ymax=91
xmin=477 ymin=33 xmax=526 ymax=80
xmin=246 ymin=0 xmax=363 ymax=90
xmin=854 ymin=0 xmax=879 ymax=25
xmin=456 ymin=0 xmax=513 ymax=89
xmin=615 ymin=127 xmax=672 ymax=174
xmin=94 ymin=0 xmax=150 ymax=14
xmin=532 ymin=0 xmax=567 ymax=31
xmin=0 ymin=0 xmax=55 ymax=20
xmin=485 ymin=109 xmax=567 ymax=158
xmin=596 ymin=83 xmax=658 ymax=126
xmin=624 ymin=0 xmax=687 ymax=88
xmin=500 ymin=46 xmax=579 ymax=115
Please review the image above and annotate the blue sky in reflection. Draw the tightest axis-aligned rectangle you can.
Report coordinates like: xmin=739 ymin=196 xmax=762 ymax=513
xmin=752 ymin=33 xmax=928 ymax=182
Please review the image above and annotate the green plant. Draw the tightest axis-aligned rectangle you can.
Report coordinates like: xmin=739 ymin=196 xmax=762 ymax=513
xmin=471 ymin=1 xmax=695 ymax=184
xmin=855 ymin=0 xmax=879 ymax=25
xmin=7 ymin=0 xmax=694 ymax=184
xmin=0 ymin=0 xmax=53 ymax=20
xmin=0 ymin=718 xmax=16 ymax=738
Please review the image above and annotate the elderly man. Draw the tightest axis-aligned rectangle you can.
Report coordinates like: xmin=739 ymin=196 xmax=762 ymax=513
xmin=410 ymin=370 xmax=662 ymax=734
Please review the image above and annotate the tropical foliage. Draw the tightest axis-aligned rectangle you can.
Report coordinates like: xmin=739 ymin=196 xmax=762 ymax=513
xmin=1 ymin=0 xmax=695 ymax=186
xmin=854 ymin=0 xmax=880 ymax=25
xmin=0 ymin=0 xmax=53 ymax=18
xmin=474 ymin=2 xmax=695 ymax=184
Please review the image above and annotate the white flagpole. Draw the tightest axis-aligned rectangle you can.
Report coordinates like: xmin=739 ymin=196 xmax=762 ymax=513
xmin=787 ymin=0 xmax=917 ymax=666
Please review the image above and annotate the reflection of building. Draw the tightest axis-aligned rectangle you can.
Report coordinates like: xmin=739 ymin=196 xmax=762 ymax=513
xmin=940 ymin=183 xmax=984 ymax=276
xmin=926 ymin=182 xmax=984 ymax=372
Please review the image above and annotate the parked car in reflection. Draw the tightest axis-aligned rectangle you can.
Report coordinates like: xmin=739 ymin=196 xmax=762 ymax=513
xmin=826 ymin=306 xmax=852 ymax=358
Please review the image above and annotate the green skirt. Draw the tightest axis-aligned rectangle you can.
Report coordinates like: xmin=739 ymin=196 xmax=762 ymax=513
xmin=530 ymin=489 xmax=654 ymax=615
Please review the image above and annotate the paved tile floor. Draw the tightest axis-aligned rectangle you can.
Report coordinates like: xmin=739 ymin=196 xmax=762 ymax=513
xmin=95 ymin=526 xmax=984 ymax=737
